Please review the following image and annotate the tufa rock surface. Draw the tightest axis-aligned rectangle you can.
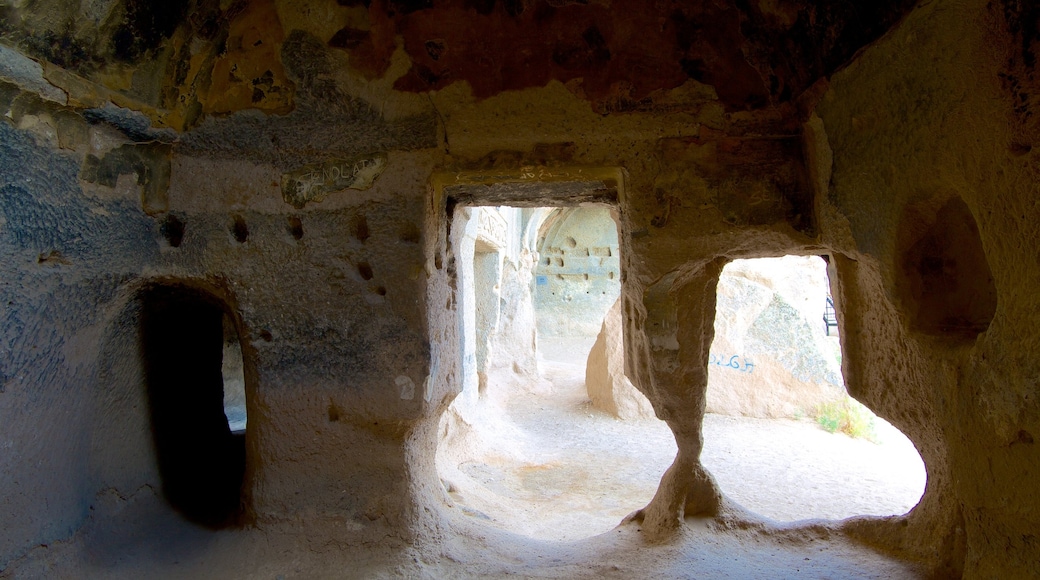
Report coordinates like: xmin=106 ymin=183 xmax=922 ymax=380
xmin=586 ymin=298 xmax=656 ymax=420
xmin=0 ymin=0 xmax=1037 ymax=577
xmin=707 ymin=256 xmax=844 ymax=418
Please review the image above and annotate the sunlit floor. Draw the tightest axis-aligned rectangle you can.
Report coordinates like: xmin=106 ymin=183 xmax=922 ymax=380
xmin=9 ymin=338 xmax=928 ymax=579
xmin=441 ymin=338 xmax=926 ymax=541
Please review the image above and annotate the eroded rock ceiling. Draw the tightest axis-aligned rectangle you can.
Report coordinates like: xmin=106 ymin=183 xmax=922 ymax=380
xmin=0 ymin=0 xmax=920 ymax=128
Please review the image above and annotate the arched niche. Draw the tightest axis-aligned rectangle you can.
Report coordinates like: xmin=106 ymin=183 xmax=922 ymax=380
xmin=533 ymin=206 xmax=622 ymax=342
xmin=896 ymin=195 xmax=996 ymax=338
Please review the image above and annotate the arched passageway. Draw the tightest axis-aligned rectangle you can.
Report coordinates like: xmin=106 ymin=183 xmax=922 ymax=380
xmin=140 ymin=284 xmax=247 ymax=526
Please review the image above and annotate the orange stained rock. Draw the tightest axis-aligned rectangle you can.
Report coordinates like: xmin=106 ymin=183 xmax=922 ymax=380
xmin=205 ymin=0 xmax=295 ymax=116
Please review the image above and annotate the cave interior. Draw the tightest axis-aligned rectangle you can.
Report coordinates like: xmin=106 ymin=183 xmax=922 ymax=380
xmin=0 ymin=0 xmax=1038 ymax=577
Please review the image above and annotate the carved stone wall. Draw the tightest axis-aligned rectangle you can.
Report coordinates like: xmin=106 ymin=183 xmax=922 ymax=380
xmin=0 ymin=0 xmax=1036 ymax=577
xmin=534 ymin=207 xmax=621 ymax=340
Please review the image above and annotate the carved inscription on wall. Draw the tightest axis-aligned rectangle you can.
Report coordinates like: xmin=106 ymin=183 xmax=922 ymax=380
xmin=281 ymin=153 xmax=387 ymax=208
xmin=477 ymin=208 xmax=508 ymax=248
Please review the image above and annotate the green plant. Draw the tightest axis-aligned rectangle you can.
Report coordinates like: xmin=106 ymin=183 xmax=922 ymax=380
xmin=814 ymin=396 xmax=878 ymax=441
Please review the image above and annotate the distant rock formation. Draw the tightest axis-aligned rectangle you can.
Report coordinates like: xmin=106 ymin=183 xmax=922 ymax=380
xmin=707 ymin=256 xmax=845 ymax=418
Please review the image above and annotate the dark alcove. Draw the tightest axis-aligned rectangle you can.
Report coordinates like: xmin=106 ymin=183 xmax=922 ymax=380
xmin=898 ymin=196 xmax=997 ymax=338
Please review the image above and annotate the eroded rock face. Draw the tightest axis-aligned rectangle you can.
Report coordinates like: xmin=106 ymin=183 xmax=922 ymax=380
xmin=707 ymin=256 xmax=843 ymax=418
xmin=816 ymin=0 xmax=1040 ymax=575
xmin=388 ymin=0 xmax=919 ymax=112
xmin=586 ymin=298 xmax=655 ymax=420
xmin=488 ymin=250 xmax=541 ymax=382
xmin=0 ymin=0 xmax=920 ymax=123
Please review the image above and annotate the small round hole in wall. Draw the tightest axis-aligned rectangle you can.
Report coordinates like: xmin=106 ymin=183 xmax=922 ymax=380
xmin=400 ymin=222 xmax=421 ymax=244
xmin=231 ymin=215 xmax=249 ymax=243
xmin=354 ymin=214 xmax=370 ymax=242
xmin=358 ymin=262 xmax=374 ymax=280
xmin=288 ymin=216 xmax=304 ymax=240
xmin=161 ymin=214 xmax=185 ymax=248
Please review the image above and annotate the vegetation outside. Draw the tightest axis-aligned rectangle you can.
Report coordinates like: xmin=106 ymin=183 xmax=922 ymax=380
xmin=814 ymin=396 xmax=878 ymax=442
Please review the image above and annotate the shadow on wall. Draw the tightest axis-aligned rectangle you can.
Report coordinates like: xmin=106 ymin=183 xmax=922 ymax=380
xmin=139 ymin=284 xmax=246 ymax=527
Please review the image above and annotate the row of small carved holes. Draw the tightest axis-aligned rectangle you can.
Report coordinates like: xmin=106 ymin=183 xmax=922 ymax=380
xmin=161 ymin=215 xmax=305 ymax=248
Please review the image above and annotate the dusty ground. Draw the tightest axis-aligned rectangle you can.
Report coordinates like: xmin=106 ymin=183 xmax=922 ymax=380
xmin=441 ymin=338 xmax=926 ymax=541
xmin=2 ymin=339 xmax=926 ymax=579
xmin=4 ymin=486 xmax=925 ymax=579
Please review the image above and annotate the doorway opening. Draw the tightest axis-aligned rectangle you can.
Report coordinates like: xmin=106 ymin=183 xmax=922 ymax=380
xmin=140 ymin=284 xmax=247 ymax=527
xmin=702 ymin=256 xmax=927 ymax=522
xmin=437 ymin=204 xmax=675 ymax=542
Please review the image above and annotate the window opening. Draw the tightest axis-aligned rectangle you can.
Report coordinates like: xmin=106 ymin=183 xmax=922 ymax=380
xmin=701 ymin=256 xmax=926 ymax=521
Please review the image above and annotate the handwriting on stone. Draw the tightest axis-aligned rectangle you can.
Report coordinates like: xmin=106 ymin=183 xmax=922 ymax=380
xmin=281 ymin=153 xmax=387 ymax=208
xmin=708 ymin=353 xmax=754 ymax=373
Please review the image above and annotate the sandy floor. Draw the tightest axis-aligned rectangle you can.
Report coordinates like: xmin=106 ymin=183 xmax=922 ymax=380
xmin=6 ymin=486 xmax=925 ymax=579
xmin=441 ymin=338 xmax=926 ymax=541
xmin=3 ymin=340 xmax=928 ymax=579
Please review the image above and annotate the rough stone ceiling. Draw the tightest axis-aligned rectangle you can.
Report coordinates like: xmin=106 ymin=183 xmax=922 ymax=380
xmin=0 ymin=0 xmax=919 ymax=129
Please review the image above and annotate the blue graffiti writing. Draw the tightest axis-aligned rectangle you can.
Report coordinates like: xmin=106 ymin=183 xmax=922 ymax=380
xmin=707 ymin=353 xmax=755 ymax=373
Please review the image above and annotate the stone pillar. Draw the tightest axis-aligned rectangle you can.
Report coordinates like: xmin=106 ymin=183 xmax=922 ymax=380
xmin=629 ymin=260 xmax=727 ymax=538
